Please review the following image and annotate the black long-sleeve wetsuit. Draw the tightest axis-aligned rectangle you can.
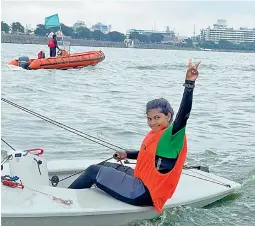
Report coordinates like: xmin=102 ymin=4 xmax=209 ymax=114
xmin=126 ymin=80 xmax=195 ymax=173
xmin=69 ymin=79 xmax=196 ymax=205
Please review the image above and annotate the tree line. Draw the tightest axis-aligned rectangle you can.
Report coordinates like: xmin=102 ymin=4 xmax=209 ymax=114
xmin=199 ymin=39 xmax=255 ymax=51
xmin=1 ymin=21 xmax=127 ymax=42
xmin=2 ymin=21 xmax=25 ymax=33
xmin=1 ymin=21 xmax=255 ymax=50
xmin=1 ymin=21 xmax=166 ymax=43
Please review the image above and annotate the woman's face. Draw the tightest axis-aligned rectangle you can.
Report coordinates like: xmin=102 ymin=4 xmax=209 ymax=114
xmin=147 ymin=108 xmax=171 ymax=131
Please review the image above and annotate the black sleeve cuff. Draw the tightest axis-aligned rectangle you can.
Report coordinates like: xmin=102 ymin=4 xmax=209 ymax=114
xmin=126 ymin=151 xmax=139 ymax=160
xmin=183 ymin=80 xmax=195 ymax=89
xmin=185 ymin=80 xmax=195 ymax=84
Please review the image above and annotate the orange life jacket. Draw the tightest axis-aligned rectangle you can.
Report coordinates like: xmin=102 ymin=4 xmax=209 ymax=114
xmin=134 ymin=129 xmax=187 ymax=213
xmin=48 ymin=39 xmax=56 ymax=48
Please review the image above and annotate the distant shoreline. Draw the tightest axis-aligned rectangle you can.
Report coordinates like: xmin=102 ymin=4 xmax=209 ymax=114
xmin=1 ymin=33 xmax=254 ymax=53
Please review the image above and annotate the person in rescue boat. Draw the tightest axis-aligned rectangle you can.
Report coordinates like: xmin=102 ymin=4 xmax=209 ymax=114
xmin=37 ymin=50 xmax=45 ymax=59
xmin=69 ymin=59 xmax=201 ymax=213
xmin=48 ymin=34 xmax=60 ymax=57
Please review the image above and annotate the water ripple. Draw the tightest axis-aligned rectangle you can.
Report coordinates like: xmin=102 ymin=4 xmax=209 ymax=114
xmin=1 ymin=43 xmax=255 ymax=226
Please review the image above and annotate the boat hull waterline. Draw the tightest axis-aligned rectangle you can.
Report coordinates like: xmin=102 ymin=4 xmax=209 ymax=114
xmin=1 ymin=158 xmax=241 ymax=226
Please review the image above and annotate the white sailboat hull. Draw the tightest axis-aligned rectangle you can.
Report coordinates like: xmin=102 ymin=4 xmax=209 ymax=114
xmin=1 ymin=158 xmax=241 ymax=226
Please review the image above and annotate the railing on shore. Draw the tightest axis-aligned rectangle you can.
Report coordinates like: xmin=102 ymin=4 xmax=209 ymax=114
xmin=2 ymin=33 xmax=253 ymax=52
xmin=1 ymin=33 xmax=198 ymax=51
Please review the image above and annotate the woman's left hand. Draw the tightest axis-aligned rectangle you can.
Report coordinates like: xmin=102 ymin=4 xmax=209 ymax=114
xmin=186 ymin=59 xmax=201 ymax=81
xmin=113 ymin=151 xmax=127 ymax=162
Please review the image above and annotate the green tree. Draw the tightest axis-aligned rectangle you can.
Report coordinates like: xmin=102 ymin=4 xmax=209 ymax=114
xmin=183 ymin=38 xmax=193 ymax=47
xmin=1 ymin=21 xmax=9 ymax=33
xmin=49 ymin=27 xmax=59 ymax=33
xmin=129 ymin=32 xmax=139 ymax=40
xmin=92 ymin=30 xmax=107 ymax=40
xmin=137 ymin=34 xmax=149 ymax=43
xmin=129 ymin=32 xmax=149 ymax=43
xmin=199 ymin=41 xmax=217 ymax=49
xmin=75 ymin=27 xmax=92 ymax=39
xmin=11 ymin=22 xmax=24 ymax=33
xmin=108 ymin=31 xmax=125 ymax=42
xmin=149 ymin=33 xmax=164 ymax=43
xmin=218 ymin=39 xmax=234 ymax=49
xmin=60 ymin=23 xmax=74 ymax=37
xmin=34 ymin=24 xmax=49 ymax=36
xmin=241 ymin=42 xmax=255 ymax=51
xmin=25 ymin=29 xmax=32 ymax=34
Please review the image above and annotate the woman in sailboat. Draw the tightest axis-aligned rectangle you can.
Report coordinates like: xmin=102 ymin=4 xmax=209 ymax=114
xmin=69 ymin=59 xmax=201 ymax=213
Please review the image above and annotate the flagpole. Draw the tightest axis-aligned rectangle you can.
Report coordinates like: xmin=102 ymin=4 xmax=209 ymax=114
xmin=59 ymin=24 xmax=65 ymax=49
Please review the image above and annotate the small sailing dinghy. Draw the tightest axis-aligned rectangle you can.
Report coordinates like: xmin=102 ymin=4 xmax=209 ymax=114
xmin=1 ymin=148 xmax=241 ymax=226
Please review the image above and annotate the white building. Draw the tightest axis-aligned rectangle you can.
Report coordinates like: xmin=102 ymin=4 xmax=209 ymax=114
xmin=126 ymin=27 xmax=176 ymax=43
xmin=200 ymin=19 xmax=255 ymax=43
xmin=91 ymin=23 xmax=111 ymax=33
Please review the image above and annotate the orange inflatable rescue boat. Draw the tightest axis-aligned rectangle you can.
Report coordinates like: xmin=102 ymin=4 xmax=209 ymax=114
xmin=8 ymin=50 xmax=105 ymax=70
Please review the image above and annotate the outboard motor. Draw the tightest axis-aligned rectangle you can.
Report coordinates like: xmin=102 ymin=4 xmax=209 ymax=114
xmin=8 ymin=148 xmax=50 ymax=186
xmin=18 ymin=56 xmax=30 ymax=69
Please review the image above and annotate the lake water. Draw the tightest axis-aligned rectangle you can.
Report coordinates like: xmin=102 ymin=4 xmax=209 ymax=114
xmin=1 ymin=43 xmax=255 ymax=226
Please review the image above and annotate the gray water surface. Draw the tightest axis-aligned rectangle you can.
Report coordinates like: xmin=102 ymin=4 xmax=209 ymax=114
xmin=1 ymin=43 xmax=255 ymax=226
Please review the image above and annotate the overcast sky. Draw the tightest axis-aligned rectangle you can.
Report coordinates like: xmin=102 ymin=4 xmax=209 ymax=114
xmin=2 ymin=0 xmax=255 ymax=36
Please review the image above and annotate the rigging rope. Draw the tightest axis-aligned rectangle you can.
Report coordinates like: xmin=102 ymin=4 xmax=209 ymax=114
xmin=1 ymin=98 xmax=231 ymax=188
xmin=1 ymin=97 xmax=128 ymax=152
xmin=1 ymin=138 xmax=16 ymax=151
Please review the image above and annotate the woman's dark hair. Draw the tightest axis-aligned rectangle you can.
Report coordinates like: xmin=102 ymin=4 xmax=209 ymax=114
xmin=146 ymin=98 xmax=174 ymax=121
